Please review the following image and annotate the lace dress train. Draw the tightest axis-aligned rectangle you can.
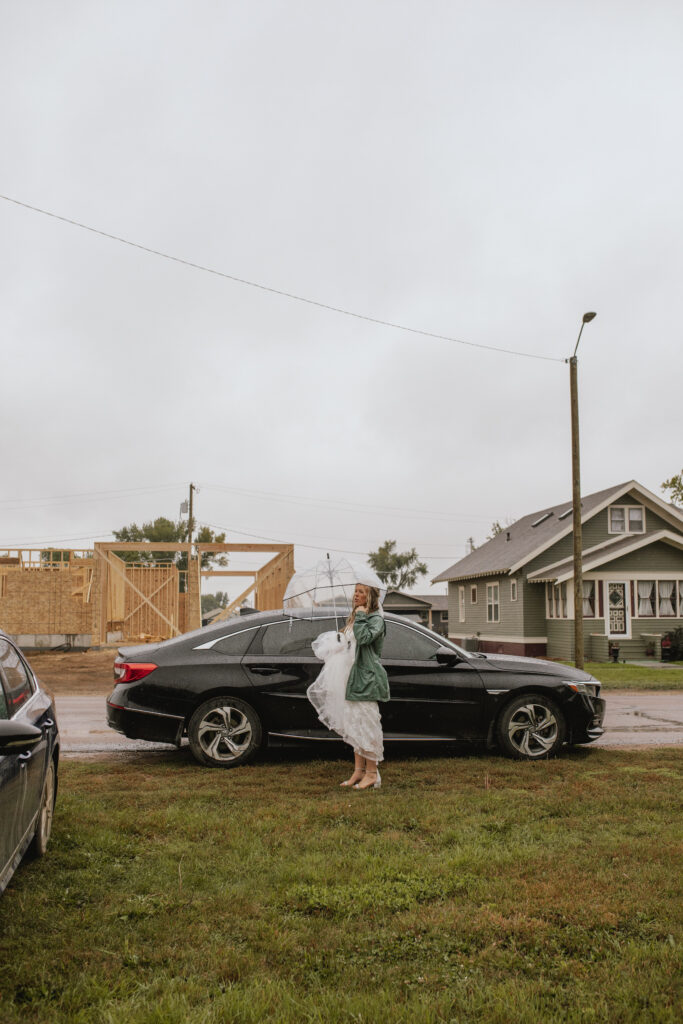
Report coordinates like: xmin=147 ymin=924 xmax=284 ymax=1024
xmin=307 ymin=630 xmax=384 ymax=763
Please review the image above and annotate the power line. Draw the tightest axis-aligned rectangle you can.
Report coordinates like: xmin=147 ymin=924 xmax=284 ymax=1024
xmin=201 ymin=521 xmax=460 ymax=560
xmin=200 ymin=482 xmax=495 ymax=524
xmin=1 ymin=193 xmax=565 ymax=364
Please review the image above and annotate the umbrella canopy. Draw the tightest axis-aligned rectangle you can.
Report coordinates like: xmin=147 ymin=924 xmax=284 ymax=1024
xmin=283 ymin=554 xmax=386 ymax=617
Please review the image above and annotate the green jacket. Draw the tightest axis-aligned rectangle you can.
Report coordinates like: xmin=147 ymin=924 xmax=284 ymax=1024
xmin=345 ymin=611 xmax=390 ymax=702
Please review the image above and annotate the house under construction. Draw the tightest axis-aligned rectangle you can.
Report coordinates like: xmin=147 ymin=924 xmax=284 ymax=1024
xmin=0 ymin=541 xmax=294 ymax=649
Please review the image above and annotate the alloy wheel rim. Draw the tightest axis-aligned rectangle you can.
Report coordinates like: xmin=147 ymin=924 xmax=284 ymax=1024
xmin=507 ymin=703 xmax=558 ymax=757
xmin=197 ymin=706 xmax=252 ymax=762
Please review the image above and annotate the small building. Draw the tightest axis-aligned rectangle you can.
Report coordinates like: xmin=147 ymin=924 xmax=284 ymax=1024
xmin=383 ymin=590 xmax=449 ymax=636
xmin=433 ymin=481 xmax=683 ymax=661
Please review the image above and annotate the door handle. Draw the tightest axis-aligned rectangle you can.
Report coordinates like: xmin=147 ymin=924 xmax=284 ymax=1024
xmin=248 ymin=666 xmax=280 ymax=676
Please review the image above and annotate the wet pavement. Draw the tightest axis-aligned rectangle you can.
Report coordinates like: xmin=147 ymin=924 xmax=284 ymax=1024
xmin=55 ymin=692 xmax=683 ymax=760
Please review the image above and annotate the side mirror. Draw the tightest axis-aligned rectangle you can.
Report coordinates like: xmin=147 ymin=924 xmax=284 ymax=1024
xmin=435 ymin=646 xmax=461 ymax=666
xmin=0 ymin=720 xmax=43 ymax=755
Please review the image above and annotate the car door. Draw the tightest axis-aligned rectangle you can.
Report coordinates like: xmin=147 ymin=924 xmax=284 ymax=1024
xmin=0 ymin=672 xmax=26 ymax=884
xmin=0 ymin=640 xmax=48 ymax=827
xmin=242 ymin=617 xmax=338 ymax=735
xmin=380 ymin=621 xmax=486 ymax=741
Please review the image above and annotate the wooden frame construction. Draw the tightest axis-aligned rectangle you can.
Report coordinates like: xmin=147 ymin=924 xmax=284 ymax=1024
xmin=1 ymin=543 xmax=294 ymax=647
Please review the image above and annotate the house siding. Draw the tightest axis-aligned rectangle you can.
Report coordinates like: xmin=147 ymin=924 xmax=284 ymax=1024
xmin=522 ymin=581 xmax=548 ymax=636
xmin=600 ymin=542 xmax=683 ymax=574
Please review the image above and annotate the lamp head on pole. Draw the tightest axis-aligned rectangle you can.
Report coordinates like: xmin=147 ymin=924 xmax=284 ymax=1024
xmin=572 ymin=311 xmax=597 ymax=358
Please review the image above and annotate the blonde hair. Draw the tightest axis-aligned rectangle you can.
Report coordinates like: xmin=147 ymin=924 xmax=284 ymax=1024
xmin=345 ymin=586 xmax=381 ymax=630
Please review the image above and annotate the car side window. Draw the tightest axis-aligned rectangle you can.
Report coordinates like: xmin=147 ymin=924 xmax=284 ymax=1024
xmin=250 ymin=618 xmax=337 ymax=657
xmin=383 ymin=621 xmax=441 ymax=661
xmin=0 ymin=640 xmax=34 ymax=715
xmin=212 ymin=628 xmax=260 ymax=656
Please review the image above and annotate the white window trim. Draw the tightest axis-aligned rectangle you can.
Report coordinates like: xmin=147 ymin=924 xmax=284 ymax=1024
xmin=486 ymin=583 xmax=500 ymax=623
xmin=510 ymin=579 xmax=518 ymax=602
xmin=470 ymin=585 xmax=477 ymax=604
xmin=632 ymin=578 xmax=681 ymax=619
xmin=458 ymin=586 xmax=465 ymax=623
xmin=608 ymin=504 xmax=646 ymax=535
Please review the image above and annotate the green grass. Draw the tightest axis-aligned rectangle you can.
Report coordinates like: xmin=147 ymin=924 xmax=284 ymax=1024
xmin=1 ymin=749 xmax=681 ymax=1023
xmin=565 ymin=661 xmax=683 ymax=690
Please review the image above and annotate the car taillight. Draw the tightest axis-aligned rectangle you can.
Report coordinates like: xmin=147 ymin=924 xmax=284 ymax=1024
xmin=116 ymin=663 xmax=158 ymax=683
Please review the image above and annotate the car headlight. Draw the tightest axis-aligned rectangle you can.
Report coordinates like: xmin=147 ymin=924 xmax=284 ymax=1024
xmin=564 ymin=680 xmax=601 ymax=697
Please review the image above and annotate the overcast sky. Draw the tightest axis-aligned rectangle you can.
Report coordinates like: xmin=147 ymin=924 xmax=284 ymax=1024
xmin=2 ymin=1 xmax=682 ymax=598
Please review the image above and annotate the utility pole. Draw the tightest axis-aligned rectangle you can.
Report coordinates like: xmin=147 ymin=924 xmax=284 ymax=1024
xmin=569 ymin=312 xmax=596 ymax=670
xmin=188 ymin=482 xmax=196 ymax=547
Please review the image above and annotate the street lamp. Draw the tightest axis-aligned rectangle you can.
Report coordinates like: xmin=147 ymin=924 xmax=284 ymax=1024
xmin=568 ymin=312 xmax=597 ymax=669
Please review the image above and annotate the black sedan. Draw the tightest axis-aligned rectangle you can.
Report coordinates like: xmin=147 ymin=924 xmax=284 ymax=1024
xmin=106 ymin=611 xmax=605 ymax=767
xmin=0 ymin=632 xmax=59 ymax=895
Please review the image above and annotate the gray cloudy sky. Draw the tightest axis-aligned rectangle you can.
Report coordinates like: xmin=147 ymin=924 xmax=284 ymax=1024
xmin=2 ymin=1 xmax=682 ymax=596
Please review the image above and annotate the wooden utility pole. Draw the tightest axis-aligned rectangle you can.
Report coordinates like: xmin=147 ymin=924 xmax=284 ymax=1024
xmin=570 ymin=355 xmax=584 ymax=670
xmin=188 ymin=483 xmax=196 ymax=546
xmin=569 ymin=313 xmax=596 ymax=670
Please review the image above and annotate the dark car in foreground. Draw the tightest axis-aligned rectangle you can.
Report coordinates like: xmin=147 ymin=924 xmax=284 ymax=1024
xmin=107 ymin=611 xmax=605 ymax=768
xmin=0 ymin=632 xmax=59 ymax=895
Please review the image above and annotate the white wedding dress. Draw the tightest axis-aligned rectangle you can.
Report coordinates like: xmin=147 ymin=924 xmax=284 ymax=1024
xmin=307 ymin=628 xmax=384 ymax=763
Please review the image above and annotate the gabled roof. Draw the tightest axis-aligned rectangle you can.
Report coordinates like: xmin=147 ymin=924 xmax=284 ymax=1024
xmin=432 ymin=481 xmax=683 ymax=583
xmin=527 ymin=530 xmax=683 ymax=584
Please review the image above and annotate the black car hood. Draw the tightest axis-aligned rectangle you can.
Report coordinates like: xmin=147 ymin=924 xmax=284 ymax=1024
xmin=468 ymin=652 xmax=594 ymax=682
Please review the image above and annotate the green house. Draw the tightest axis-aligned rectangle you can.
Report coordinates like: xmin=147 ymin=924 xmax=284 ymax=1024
xmin=433 ymin=481 xmax=683 ymax=662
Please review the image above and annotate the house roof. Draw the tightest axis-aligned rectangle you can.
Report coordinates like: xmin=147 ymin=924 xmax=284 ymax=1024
xmin=527 ymin=530 xmax=683 ymax=584
xmin=383 ymin=590 xmax=448 ymax=611
xmin=432 ymin=481 xmax=683 ymax=583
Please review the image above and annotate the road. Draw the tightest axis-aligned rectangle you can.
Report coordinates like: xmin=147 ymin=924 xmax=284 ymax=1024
xmin=55 ymin=692 xmax=683 ymax=759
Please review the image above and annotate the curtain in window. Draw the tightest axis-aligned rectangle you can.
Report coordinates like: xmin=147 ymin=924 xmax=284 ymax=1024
xmin=582 ymin=580 xmax=595 ymax=617
xmin=560 ymin=582 xmax=568 ymax=618
xmin=658 ymin=581 xmax=675 ymax=616
xmin=637 ymin=581 xmax=655 ymax=616
xmin=610 ymin=508 xmax=625 ymax=532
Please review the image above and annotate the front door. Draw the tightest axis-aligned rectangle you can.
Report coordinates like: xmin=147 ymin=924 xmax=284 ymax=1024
xmin=607 ymin=581 xmax=630 ymax=639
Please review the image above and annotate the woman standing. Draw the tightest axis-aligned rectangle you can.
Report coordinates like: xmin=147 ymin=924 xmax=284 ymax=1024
xmin=307 ymin=583 xmax=390 ymax=790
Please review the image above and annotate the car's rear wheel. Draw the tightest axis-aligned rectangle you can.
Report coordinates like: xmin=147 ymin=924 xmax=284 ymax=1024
xmin=496 ymin=694 xmax=566 ymax=760
xmin=188 ymin=697 xmax=262 ymax=768
xmin=27 ymin=758 xmax=56 ymax=858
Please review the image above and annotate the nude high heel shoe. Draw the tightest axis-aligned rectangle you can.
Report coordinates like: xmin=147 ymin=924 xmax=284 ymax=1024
xmin=341 ymin=756 xmax=365 ymax=788
xmin=353 ymin=768 xmax=381 ymax=790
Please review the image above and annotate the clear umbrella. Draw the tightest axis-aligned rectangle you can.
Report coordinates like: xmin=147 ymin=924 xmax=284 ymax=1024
xmin=283 ymin=553 xmax=386 ymax=625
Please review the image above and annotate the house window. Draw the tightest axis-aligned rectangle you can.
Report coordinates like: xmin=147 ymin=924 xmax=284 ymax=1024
xmin=658 ymin=581 xmax=676 ymax=617
xmin=609 ymin=505 xmax=645 ymax=534
xmin=548 ymin=583 xmax=567 ymax=619
xmin=635 ymin=579 xmax=679 ymax=617
xmin=458 ymin=586 xmax=465 ymax=623
xmin=637 ymin=581 xmax=656 ymax=617
xmin=486 ymin=583 xmax=500 ymax=623
xmin=470 ymin=585 xmax=477 ymax=604
xmin=510 ymin=579 xmax=518 ymax=602
xmin=582 ymin=580 xmax=595 ymax=618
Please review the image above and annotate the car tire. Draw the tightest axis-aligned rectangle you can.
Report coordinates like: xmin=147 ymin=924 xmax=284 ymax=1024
xmin=187 ymin=696 xmax=262 ymax=768
xmin=27 ymin=757 xmax=56 ymax=858
xmin=496 ymin=693 xmax=566 ymax=760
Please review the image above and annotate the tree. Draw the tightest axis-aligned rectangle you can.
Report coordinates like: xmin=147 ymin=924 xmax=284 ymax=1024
xmin=367 ymin=540 xmax=428 ymax=591
xmin=112 ymin=517 xmax=228 ymax=590
xmin=662 ymin=471 xmax=683 ymax=508
xmin=201 ymin=591 xmax=229 ymax=614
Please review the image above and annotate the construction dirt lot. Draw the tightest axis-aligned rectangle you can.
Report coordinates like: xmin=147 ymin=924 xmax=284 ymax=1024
xmin=29 ymin=650 xmax=118 ymax=697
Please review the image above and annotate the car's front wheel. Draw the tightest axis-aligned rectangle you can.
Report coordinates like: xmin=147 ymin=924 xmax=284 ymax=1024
xmin=496 ymin=694 xmax=566 ymax=760
xmin=187 ymin=697 xmax=262 ymax=768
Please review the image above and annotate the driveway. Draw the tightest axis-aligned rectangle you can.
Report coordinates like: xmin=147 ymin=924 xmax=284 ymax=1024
xmin=55 ymin=692 xmax=683 ymax=758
